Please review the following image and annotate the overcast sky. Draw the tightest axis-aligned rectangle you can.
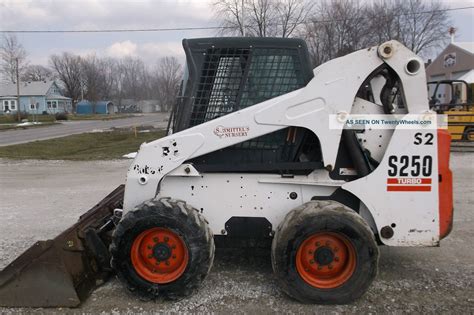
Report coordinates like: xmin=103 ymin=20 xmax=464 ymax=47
xmin=0 ymin=0 xmax=473 ymax=67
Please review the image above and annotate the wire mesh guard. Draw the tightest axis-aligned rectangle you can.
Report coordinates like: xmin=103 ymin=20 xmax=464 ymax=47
xmin=190 ymin=47 xmax=304 ymax=126
xmin=188 ymin=46 xmax=321 ymax=172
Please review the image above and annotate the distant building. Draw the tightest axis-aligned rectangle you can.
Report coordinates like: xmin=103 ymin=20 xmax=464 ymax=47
xmin=76 ymin=100 xmax=115 ymax=114
xmin=0 ymin=81 xmax=72 ymax=115
xmin=426 ymin=42 xmax=474 ymax=81
xmin=426 ymin=41 xmax=474 ymax=102
xmin=115 ymin=99 xmax=161 ymax=113
xmin=137 ymin=100 xmax=161 ymax=113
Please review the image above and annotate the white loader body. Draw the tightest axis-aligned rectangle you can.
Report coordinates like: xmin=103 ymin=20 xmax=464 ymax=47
xmin=123 ymin=41 xmax=447 ymax=247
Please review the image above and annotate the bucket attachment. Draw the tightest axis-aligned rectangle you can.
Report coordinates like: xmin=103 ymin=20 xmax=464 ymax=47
xmin=0 ymin=185 xmax=124 ymax=308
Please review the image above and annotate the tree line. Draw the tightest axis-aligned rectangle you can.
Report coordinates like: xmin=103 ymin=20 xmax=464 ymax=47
xmin=0 ymin=34 xmax=182 ymax=112
xmin=1 ymin=0 xmax=450 ymax=112
xmin=49 ymin=53 xmax=182 ymax=112
xmin=215 ymin=0 xmax=451 ymax=65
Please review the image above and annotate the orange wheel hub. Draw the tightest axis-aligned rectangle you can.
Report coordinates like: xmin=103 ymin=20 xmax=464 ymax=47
xmin=131 ymin=227 xmax=188 ymax=284
xmin=296 ymin=232 xmax=356 ymax=289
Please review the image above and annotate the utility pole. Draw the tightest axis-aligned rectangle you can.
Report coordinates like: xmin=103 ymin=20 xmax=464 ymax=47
xmin=241 ymin=0 xmax=245 ymax=37
xmin=16 ymin=58 xmax=20 ymax=122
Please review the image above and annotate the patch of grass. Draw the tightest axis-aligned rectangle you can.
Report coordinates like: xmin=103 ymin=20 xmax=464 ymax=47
xmin=0 ymin=129 xmax=166 ymax=160
xmin=0 ymin=114 xmax=55 ymax=124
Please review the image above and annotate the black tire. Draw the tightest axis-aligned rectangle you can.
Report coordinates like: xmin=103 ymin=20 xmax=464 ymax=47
xmin=271 ymin=200 xmax=378 ymax=304
xmin=110 ymin=198 xmax=214 ymax=300
xmin=462 ymin=127 xmax=474 ymax=141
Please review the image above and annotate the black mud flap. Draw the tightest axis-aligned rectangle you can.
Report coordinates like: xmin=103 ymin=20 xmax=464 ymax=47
xmin=0 ymin=185 xmax=124 ymax=308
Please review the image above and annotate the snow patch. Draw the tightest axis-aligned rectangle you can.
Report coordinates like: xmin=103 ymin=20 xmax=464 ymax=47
xmin=122 ymin=152 xmax=137 ymax=159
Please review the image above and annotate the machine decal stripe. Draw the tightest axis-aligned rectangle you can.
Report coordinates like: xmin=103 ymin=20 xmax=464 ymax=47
xmin=386 ymin=185 xmax=431 ymax=192
xmin=386 ymin=178 xmax=432 ymax=184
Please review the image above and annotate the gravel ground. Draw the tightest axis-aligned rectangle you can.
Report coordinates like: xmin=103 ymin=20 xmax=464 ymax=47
xmin=0 ymin=153 xmax=473 ymax=314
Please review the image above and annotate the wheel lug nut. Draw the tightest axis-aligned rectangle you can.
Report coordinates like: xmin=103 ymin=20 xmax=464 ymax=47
xmin=147 ymin=245 xmax=152 ymax=249
xmin=172 ymin=255 xmax=176 ymax=259
xmin=335 ymin=257 xmax=340 ymax=262
xmin=316 ymin=242 xmax=320 ymax=246
xmin=328 ymin=264 xmax=333 ymax=269
xmin=164 ymin=237 xmax=169 ymax=242
xmin=334 ymin=247 xmax=339 ymax=252
xmin=308 ymin=250 xmax=313 ymax=254
xmin=318 ymin=266 xmax=322 ymax=270
xmin=153 ymin=237 xmax=158 ymax=243
xmin=156 ymin=261 xmax=160 ymax=265
xmin=148 ymin=255 xmax=152 ymax=259
xmin=310 ymin=260 xmax=314 ymax=264
xmin=171 ymin=244 xmax=176 ymax=249
xmin=165 ymin=261 xmax=170 ymax=265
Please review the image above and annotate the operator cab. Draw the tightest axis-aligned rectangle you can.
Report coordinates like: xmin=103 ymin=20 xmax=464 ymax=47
xmin=168 ymin=37 xmax=322 ymax=175
xmin=428 ymin=80 xmax=473 ymax=113
xmin=167 ymin=37 xmax=408 ymax=179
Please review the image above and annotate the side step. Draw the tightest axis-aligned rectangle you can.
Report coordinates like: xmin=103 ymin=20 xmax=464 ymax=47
xmin=0 ymin=185 xmax=124 ymax=308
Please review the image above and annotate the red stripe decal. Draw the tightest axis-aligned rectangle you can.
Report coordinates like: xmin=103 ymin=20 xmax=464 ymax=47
xmin=387 ymin=185 xmax=431 ymax=192
xmin=386 ymin=178 xmax=432 ymax=184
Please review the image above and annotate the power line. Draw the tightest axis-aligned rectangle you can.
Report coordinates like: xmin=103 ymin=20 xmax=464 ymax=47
xmin=0 ymin=5 xmax=472 ymax=34
xmin=0 ymin=25 xmax=232 ymax=34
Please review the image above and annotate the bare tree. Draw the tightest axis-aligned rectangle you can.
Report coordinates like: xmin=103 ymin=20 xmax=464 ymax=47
xmin=153 ymin=57 xmax=182 ymax=112
xmin=277 ymin=0 xmax=314 ymax=38
xmin=117 ymin=57 xmax=148 ymax=101
xmin=214 ymin=0 xmax=313 ymax=37
xmin=73 ymin=56 xmax=120 ymax=112
xmin=47 ymin=51 xmax=183 ymax=113
xmin=81 ymin=55 xmax=102 ymax=113
xmin=246 ymin=0 xmax=277 ymax=37
xmin=304 ymin=0 xmax=450 ymax=66
xmin=304 ymin=0 xmax=369 ymax=66
xmin=50 ymin=52 xmax=82 ymax=112
xmin=21 ymin=64 xmax=54 ymax=82
xmin=367 ymin=0 xmax=450 ymax=56
xmin=99 ymin=57 xmax=119 ymax=100
xmin=0 ymin=34 xmax=28 ymax=83
xmin=81 ymin=55 xmax=103 ymax=106
xmin=214 ymin=0 xmax=247 ymax=36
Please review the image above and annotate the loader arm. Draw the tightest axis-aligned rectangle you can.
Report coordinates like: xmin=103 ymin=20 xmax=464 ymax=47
xmin=124 ymin=40 xmax=428 ymax=212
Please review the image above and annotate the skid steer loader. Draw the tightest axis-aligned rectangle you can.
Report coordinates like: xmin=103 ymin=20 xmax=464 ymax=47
xmin=0 ymin=37 xmax=453 ymax=306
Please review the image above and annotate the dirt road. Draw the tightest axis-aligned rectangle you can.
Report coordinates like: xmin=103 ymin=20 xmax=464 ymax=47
xmin=0 ymin=153 xmax=473 ymax=313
